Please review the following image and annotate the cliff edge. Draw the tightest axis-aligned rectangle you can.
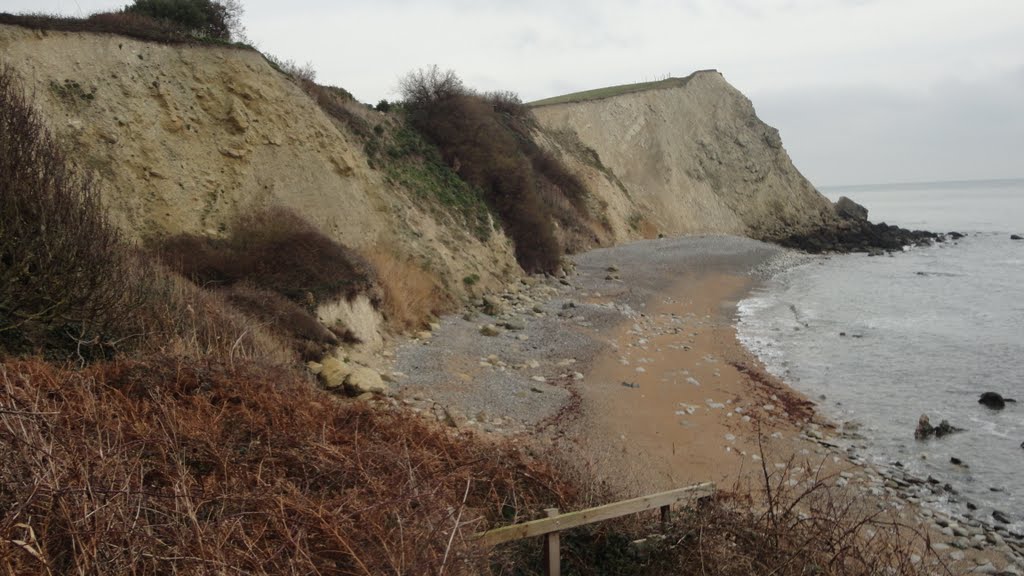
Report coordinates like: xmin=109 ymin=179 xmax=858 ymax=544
xmin=532 ymin=71 xmax=837 ymax=241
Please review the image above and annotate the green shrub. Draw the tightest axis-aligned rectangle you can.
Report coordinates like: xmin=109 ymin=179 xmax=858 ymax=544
xmin=124 ymin=0 xmax=241 ymax=41
xmin=375 ymin=99 xmax=392 ymax=113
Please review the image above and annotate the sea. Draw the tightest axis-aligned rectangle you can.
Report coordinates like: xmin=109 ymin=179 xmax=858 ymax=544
xmin=737 ymin=178 xmax=1024 ymax=531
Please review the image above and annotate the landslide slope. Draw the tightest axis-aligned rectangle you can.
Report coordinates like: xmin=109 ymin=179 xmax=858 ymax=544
xmin=532 ymin=71 xmax=836 ymax=240
xmin=0 ymin=24 xmax=517 ymax=294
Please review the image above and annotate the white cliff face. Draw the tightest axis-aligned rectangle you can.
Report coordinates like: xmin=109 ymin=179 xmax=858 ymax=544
xmin=532 ymin=71 xmax=836 ymax=241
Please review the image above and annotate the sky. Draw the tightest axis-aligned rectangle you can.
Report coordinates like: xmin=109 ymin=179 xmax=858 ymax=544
xmin=5 ymin=0 xmax=1023 ymax=186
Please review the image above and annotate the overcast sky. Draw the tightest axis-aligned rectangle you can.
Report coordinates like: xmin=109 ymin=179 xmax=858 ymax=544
xmin=6 ymin=0 xmax=1023 ymax=186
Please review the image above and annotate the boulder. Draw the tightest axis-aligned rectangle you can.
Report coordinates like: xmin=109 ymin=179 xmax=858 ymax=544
xmin=835 ymin=196 xmax=869 ymax=221
xmin=948 ymin=231 xmax=966 ymax=240
xmin=915 ymin=414 xmax=934 ymax=440
xmin=979 ymin=392 xmax=1007 ymax=409
xmin=481 ymin=295 xmax=505 ymax=316
xmin=480 ymin=324 xmax=501 ymax=337
xmin=993 ymin=510 xmax=1011 ymax=524
xmin=318 ymin=357 xmax=352 ymax=390
xmin=1011 ymin=234 xmax=1023 ymax=240
xmin=501 ymin=318 xmax=526 ymax=331
xmin=345 ymin=366 xmax=389 ymax=395
xmin=934 ymin=419 xmax=965 ymax=437
xmin=915 ymin=414 xmax=965 ymax=439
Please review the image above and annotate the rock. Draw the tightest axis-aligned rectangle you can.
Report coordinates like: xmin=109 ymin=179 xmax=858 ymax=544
xmin=480 ymin=324 xmax=501 ymax=337
xmin=934 ymin=419 xmax=965 ymax=437
xmin=318 ymin=357 xmax=352 ymax=390
xmin=306 ymin=361 xmax=323 ymax=375
xmin=948 ymin=231 xmax=966 ymax=240
xmin=345 ymin=366 xmax=388 ymax=395
xmin=482 ymin=295 xmax=504 ymax=316
xmin=622 ymin=381 xmax=640 ymax=389
xmin=916 ymin=415 xmax=966 ymax=439
xmin=951 ymin=457 xmax=968 ymax=467
xmin=501 ymin=319 xmax=526 ymax=331
xmin=993 ymin=510 xmax=1012 ymax=524
xmin=915 ymin=414 xmax=934 ymax=439
xmin=416 ymin=330 xmax=432 ymax=340
xmin=835 ymin=196 xmax=869 ymax=221
xmin=1011 ymin=234 xmax=1023 ymax=240
xmin=979 ymin=392 xmax=1008 ymax=409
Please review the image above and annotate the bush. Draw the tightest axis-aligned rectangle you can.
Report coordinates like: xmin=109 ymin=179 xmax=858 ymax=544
xmin=0 ymin=357 xmax=574 ymax=574
xmin=131 ymin=263 xmax=297 ymax=364
xmin=399 ymin=67 xmax=597 ymax=273
xmin=0 ymin=66 xmax=142 ymax=358
xmin=222 ymin=283 xmax=345 ymax=361
xmin=375 ymin=99 xmax=392 ymax=112
xmin=124 ymin=0 xmax=242 ymax=41
xmin=363 ymin=249 xmax=448 ymax=332
xmin=154 ymin=206 xmax=377 ymax=308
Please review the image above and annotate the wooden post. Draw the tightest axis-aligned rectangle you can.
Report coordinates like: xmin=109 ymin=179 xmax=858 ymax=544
xmin=660 ymin=504 xmax=671 ymax=527
xmin=542 ymin=508 xmax=560 ymax=576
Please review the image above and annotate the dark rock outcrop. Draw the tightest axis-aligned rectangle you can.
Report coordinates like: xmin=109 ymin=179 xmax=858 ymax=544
xmin=835 ymin=196 xmax=868 ymax=221
xmin=1012 ymin=234 xmax=1023 ymax=240
xmin=915 ymin=414 xmax=965 ymax=439
xmin=779 ymin=220 xmax=941 ymax=254
xmin=979 ymin=392 xmax=1016 ymax=409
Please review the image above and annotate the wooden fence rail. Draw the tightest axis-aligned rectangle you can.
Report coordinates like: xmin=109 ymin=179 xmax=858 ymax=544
xmin=477 ymin=481 xmax=715 ymax=576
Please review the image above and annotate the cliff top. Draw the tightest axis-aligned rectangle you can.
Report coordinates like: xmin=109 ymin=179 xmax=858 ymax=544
xmin=529 ymin=69 xmax=719 ymax=108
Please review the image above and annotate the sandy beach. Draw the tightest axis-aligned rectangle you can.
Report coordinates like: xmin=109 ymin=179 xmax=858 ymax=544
xmin=388 ymin=236 xmax=1023 ymax=573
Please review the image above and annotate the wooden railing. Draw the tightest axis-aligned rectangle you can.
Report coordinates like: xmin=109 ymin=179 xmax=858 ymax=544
xmin=477 ymin=482 xmax=715 ymax=576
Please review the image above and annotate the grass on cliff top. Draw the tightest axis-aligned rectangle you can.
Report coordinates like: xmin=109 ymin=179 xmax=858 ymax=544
xmin=528 ymin=71 xmax=713 ymax=107
xmin=0 ymin=11 xmax=253 ymax=48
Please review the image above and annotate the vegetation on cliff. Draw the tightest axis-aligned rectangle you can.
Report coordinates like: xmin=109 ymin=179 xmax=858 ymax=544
xmin=399 ymin=66 xmax=601 ymax=274
xmin=0 ymin=0 xmax=245 ymax=44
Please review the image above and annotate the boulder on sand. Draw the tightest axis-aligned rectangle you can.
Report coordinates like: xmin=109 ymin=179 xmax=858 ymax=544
xmin=1011 ymin=234 xmax=1022 ymax=240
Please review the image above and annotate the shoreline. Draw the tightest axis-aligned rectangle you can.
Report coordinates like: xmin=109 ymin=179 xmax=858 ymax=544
xmin=385 ymin=235 xmax=1023 ymax=572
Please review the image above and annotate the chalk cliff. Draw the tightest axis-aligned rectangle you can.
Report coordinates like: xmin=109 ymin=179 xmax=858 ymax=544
xmin=532 ymin=71 xmax=837 ymax=241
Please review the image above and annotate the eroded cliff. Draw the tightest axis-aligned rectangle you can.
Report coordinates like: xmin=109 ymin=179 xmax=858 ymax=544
xmin=532 ymin=71 xmax=837 ymax=241
xmin=0 ymin=24 xmax=518 ymax=297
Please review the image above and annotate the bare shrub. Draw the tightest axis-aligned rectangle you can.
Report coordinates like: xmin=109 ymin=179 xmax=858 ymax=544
xmin=222 ymin=282 xmax=340 ymax=361
xmin=131 ymin=262 xmax=296 ymax=365
xmin=363 ymin=249 xmax=449 ymax=332
xmin=492 ymin=448 xmax=950 ymax=576
xmin=0 ymin=357 xmax=573 ymax=574
xmin=264 ymin=53 xmax=317 ymax=83
xmin=0 ymin=65 xmax=142 ymax=358
xmin=399 ymin=65 xmax=467 ymax=109
xmin=154 ymin=207 xmax=377 ymax=308
xmin=484 ymin=90 xmax=529 ymax=118
xmin=0 ymin=9 xmax=246 ymax=45
xmin=399 ymin=68 xmax=601 ymax=273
